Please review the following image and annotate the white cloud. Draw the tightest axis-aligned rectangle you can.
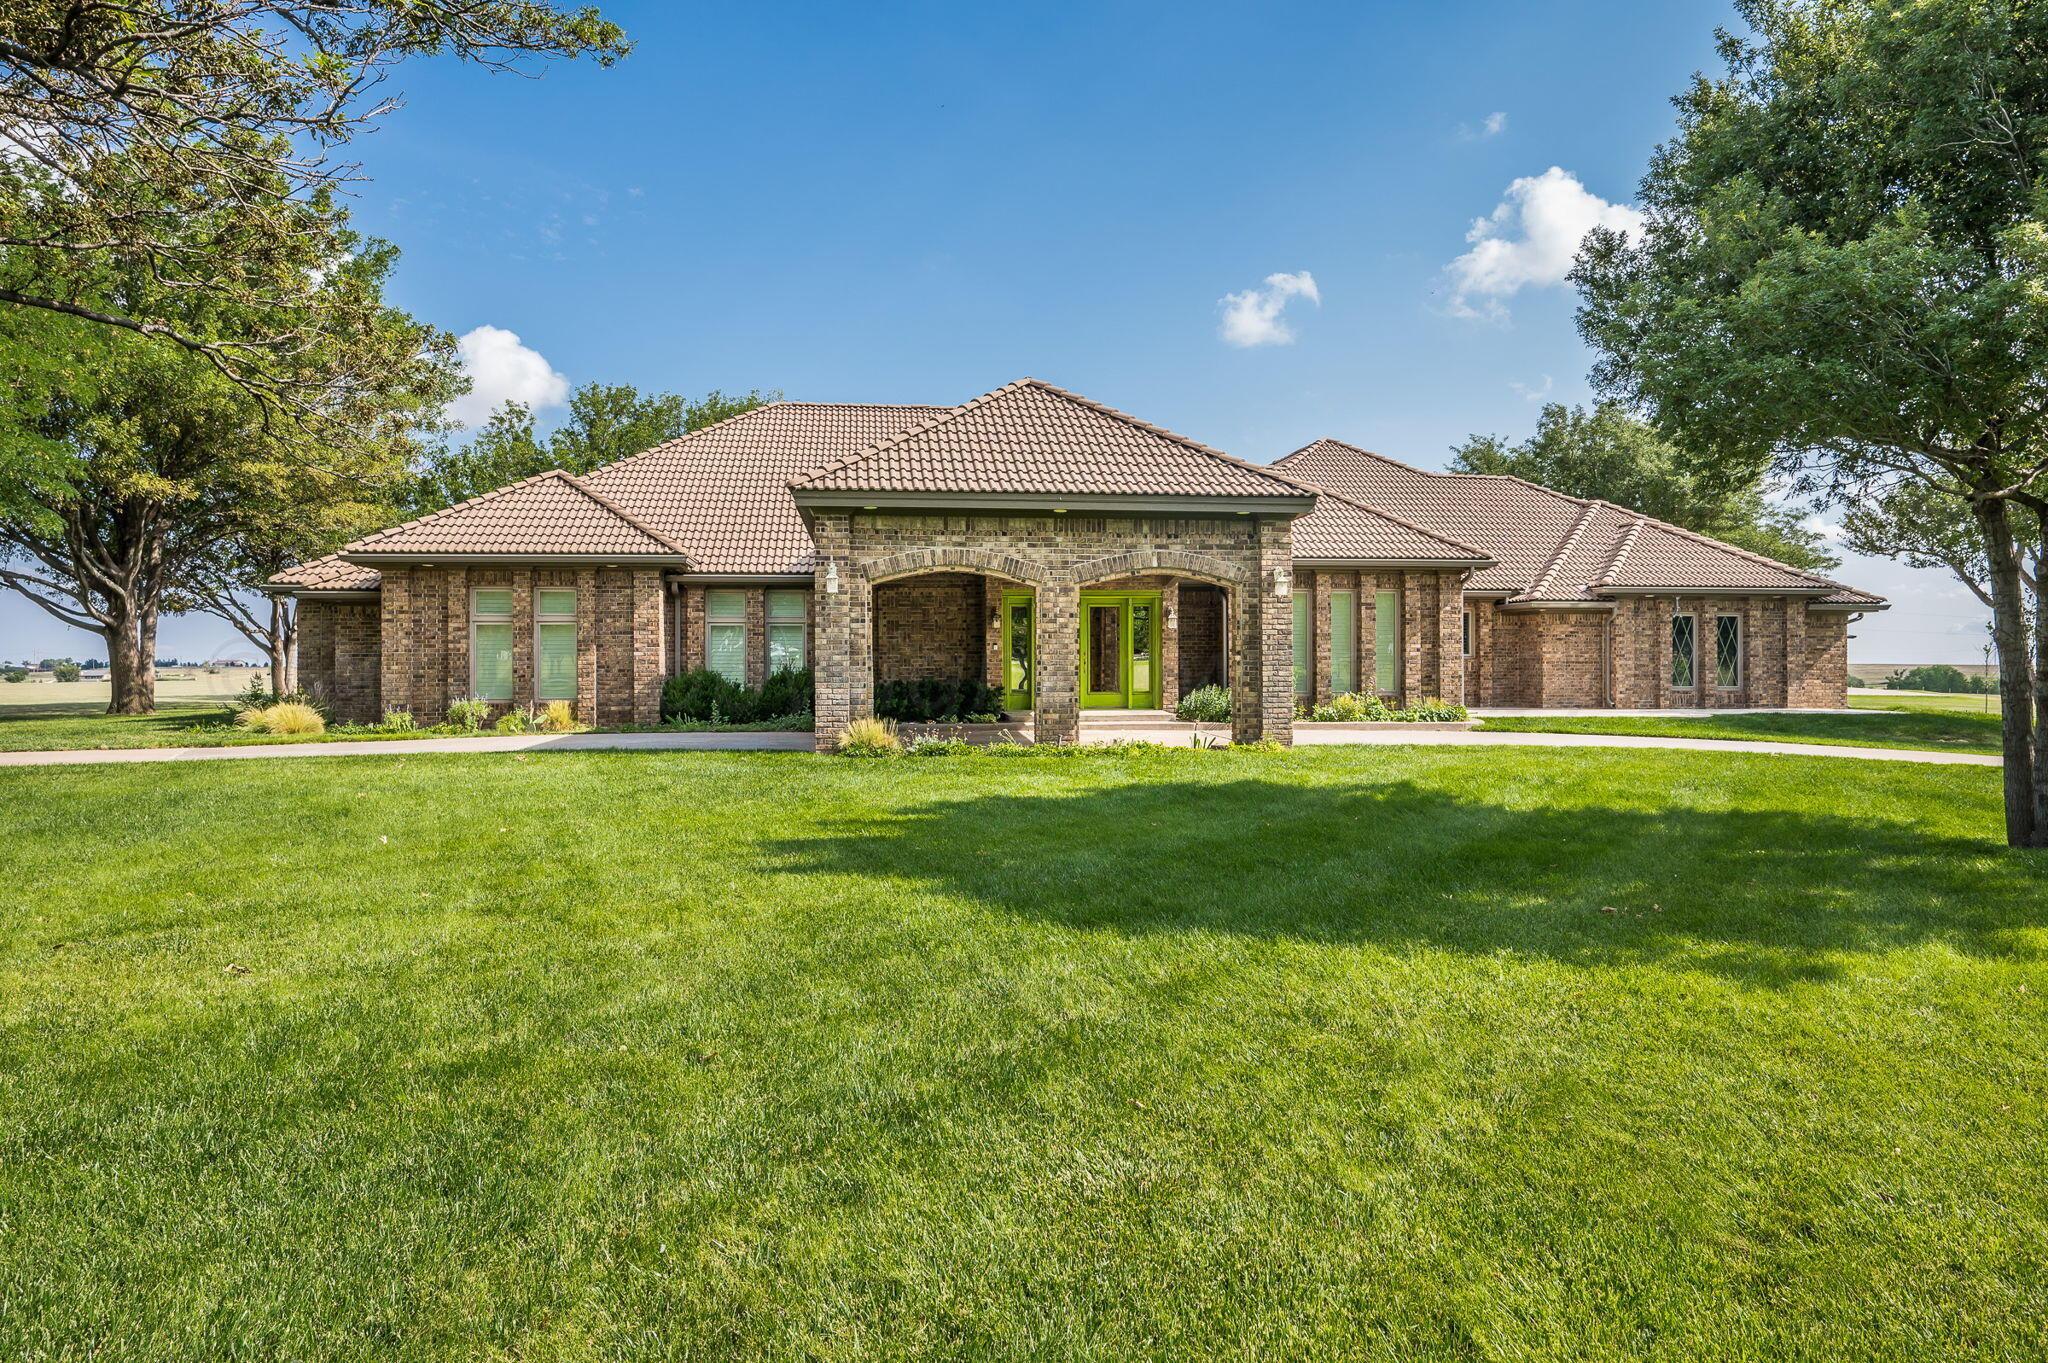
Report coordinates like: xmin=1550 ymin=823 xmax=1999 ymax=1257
xmin=1459 ymin=111 xmax=1508 ymax=140
xmin=1218 ymin=270 xmax=1321 ymax=348
xmin=1446 ymin=166 xmax=1643 ymax=321
xmin=446 ymin=325 xmax=569 ymax=427
xmin=1510 ymin=374 xmax=1553 ymax=403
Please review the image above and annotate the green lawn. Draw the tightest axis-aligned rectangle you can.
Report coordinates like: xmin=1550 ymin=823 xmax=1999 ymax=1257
xmin=1479 ymin=695 xmax=2007 ymax=755
xmin=2 ymin=746 xmax=2043 ymax=1360
xmin=1854 ymin=690 xmax=2006 ymax=717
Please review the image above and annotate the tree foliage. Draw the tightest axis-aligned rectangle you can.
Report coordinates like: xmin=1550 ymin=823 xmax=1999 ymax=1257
xmin=406 ymin=384 xmax=775 ymax=513
xmin=1450 ymin=401 xmax=1838 ymax=570
xmin=0 ymin=1 xmax=626 ymax=400
xmin=1572 ymin=0 xmax=2048 ymax=846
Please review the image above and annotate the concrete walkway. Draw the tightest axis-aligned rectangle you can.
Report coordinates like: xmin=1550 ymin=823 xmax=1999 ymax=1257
xmin=0 ymin=726 xmax=1997 ymax=768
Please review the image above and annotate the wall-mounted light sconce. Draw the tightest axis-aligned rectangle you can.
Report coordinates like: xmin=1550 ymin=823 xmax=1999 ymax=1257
xmin=1164 ymin=605 xmax=1176 ymax=627
xmin=1273 ymin=567 xmax=1292 ymax=597
xmin=825 ymin=562 xmax=840 ymax=595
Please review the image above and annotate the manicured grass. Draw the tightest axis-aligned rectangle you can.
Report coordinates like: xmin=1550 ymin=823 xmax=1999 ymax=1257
xmin=1480 ymin=698 xmax=2006 ymax=755
xmin=1854 ymin=690 xmax=2006 ymax=717
xmin=2 ymin=746 xmax=2043 ymax=1359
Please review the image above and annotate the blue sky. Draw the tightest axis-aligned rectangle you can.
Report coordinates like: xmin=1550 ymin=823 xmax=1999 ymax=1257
xmin=0 ymin=0 xmax=1993 ymax=666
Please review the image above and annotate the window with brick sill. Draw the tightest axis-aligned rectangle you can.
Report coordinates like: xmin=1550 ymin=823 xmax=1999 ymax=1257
xmin=471 ymin=588 xmax=515 ymax=702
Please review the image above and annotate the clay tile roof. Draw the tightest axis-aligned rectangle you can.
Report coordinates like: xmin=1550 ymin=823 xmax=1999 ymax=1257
xmin=1275 ymin=437 xmax=1886 ymax=607
xmin=341 ymin=469 xmax=690 ymax=561
xmin=265 ymin=552 xmax=381 ymax=592
xmin=789 ymin=378 xmax=1312 ymax=501
xmin=1288 ymin=486 xmax=1491 ymax=564
xmin=579 ymin=402 xmax=945 ymax=575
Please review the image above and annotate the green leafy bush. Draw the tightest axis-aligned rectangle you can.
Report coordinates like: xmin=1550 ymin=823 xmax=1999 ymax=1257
xmin=447 ymin=697 xmax=493 ymax=732
xmin=1404 ymin=697 xmax=1469 ymax=722
xmin=51 ymin=660 xmax=82 ymax=683
xmin=376 ymin=708 xmax=417 ymax=733
xmin=1 ymin=667 xmax=26 ymax=683
xmin=1173 ymin=684 xmax=1232 ymax=723
xmin=494 ymin=708 xmax=537 ymax=735
xmin=662 ymin=667 xmax=813 ymax=724
xmin=1299 ymin=692 xmax=1464 ymax=723
xmin=874 ymin=677 xmax=1003 ymax=723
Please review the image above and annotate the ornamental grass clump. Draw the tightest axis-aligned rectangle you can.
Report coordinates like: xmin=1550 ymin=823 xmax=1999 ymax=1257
xmin=538 ymin=700 xmax=579 ymax=732
xmin=236 ymin=701 xmax=326 ymax=736
xmin=836 ymin=717 xmax=901 ymax=757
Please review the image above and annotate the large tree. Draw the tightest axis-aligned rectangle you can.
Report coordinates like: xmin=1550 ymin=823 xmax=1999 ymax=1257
xmin=0 ymin=212 xmax=455 ymax=713
xmin=0 ymin=2 xmax=625 ymax=401
xmin=1573 ymin=0 xmax=2048 ymax=847
xmin=407 ymin=383 xmax=774 ymax=513
xmin=1451 ymin=401 xmax=1838 ymax=570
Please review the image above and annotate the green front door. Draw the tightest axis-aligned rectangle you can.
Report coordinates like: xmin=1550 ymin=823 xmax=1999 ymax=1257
xmin=1001 ymin=592 xmax=1035 ymax=711
xmin=1079 ymin=592 xmax=1161 ymax=708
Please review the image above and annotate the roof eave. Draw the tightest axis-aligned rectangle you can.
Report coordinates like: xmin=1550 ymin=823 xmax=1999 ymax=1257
xmin=340 ymin=551 xmax=692 ymax=567
xmin=1292 ymin=556 xmax=1493 ymax=570
xmin=264 ymin=585 xmax=380 ymax=600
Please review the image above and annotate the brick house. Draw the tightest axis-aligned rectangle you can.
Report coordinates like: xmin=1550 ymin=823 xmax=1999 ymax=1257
xmin=270 ymin=378 xmax=1884 ymax=747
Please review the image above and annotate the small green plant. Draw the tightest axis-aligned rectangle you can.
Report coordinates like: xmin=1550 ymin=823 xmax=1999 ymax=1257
xmin=1173 ymin=684 xmax=1232 ymax=723
xmin=537 ymin=700 xmax=579 ymax=732
xmin=231 ymin=674 xmax=275 ymax=713
xmin=494 ymin=708 xmax=538 ymax=735
xmin=906 ymin=737 xmax=981 ymax=757
xmin=447 ymin=697 xmax=493 ymax=732
xmin=1404 ymin=697 xmax=1469 ymax=722
xmin=836 ymin=717 xmax=901 ymax=757
xmin=236 ymin=701 xmax=326 ymax=736
xmin=376 ymin=708 xmax=417 ymax=733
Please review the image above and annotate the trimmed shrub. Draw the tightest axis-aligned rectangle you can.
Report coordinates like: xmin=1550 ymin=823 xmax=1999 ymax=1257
xmin=446 ymin=697 xmax=493 ymax=732
xmin=836 ymin=717 xmax=901 ymax=757
xmin=662 ymin=667 xmax=812 ymax=725
xmin=874 ymin=676 xmax=1002 ymax=723
xmin=1173 ymin=684 xmax=1232 ymax=723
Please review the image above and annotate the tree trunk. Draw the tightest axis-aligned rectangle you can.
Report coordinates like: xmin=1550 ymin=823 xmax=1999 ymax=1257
xmin=1973 ymin=497 xmax=2041 ymax=848
xmin=268 ymin=594 xmax=296 ymax=696
xmin=137 ymin=604 xmax=159 ymax=712
xmin=2032 ymin=517 xmax=2047 ymax=842
xmin=105 ymin=614 xmax=148 ymax=715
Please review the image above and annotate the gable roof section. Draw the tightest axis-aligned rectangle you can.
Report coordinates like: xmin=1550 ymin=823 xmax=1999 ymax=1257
xmin=341 ymin=469 xmax=690 ymax=562
xmin=789 ymin=379 xmax=1313 ymax=506
xmin=578 ymin=402 xmax=944 ymax=575
xmin=1276 ymin=438 xmax=1884 ymax=607
xmin=266 ymin=552 xmax=381 ymax=593
xmin=1288 ymin=486 xmax=1491 ymax=565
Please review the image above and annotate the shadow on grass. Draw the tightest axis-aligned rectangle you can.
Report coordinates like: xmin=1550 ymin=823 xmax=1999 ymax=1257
xmin=768 ymin=776 xmax=2046 ymax=988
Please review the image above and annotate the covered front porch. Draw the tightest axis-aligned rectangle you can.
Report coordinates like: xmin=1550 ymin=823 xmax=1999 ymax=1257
xmin=806 ymin=514 xmax=1300 ymax=750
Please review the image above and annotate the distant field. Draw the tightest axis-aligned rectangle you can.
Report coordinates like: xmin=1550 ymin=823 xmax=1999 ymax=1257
xmin=0 ymin=670 xmax=256 ymax=708
xmin=1854 ymin=691 xmax=2005 ymax=717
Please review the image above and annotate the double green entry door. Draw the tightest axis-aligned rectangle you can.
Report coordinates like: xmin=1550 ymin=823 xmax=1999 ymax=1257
xmin=997 ymin=590 xmax=1163 ymax=712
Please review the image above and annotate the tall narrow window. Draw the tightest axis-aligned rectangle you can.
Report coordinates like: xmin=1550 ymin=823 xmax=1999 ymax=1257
xmin=1671 ymin=613 xmax=1697 ymax=688
xmin=1330 ymin=590 xmax=1355 ymax=695
xmin=471 ymin=588 xmax=514 ymax=701
xmin=767 ymin=591 xmax=807 ymax=674
xmin=1715 ymin=613 xmax=1742 ymax=687
xmin=1462 ymin=608 xmax=1473 ymax=658
xmin=1374 ymin=589 xmax=1398 ymax=693
xmin=1291 ymin=589 xmax=1311 ymax=697
xmin=706 ymin=589 xmax=747 ymax=684
xmin=535 ymin=588 xmax=577 ymax=701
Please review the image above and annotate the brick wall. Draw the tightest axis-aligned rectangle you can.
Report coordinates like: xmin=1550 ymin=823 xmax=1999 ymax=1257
xmin=874 ymin=573 xmax=983 ymax=682
xmin=295 ymin=599 xmax=381 ymax=723
xmin=1291 ymin=568 xmax=1465 ymax=707
xmin=1178 ymin=584 xmax=1226 ymax=691
xmin=372 ymin=564 xmax=663 ymax=725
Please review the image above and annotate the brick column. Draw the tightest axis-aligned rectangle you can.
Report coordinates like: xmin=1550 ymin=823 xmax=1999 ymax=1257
xmin=576 ymin=569 xmax=599 ymax=720
xmin=1158 ymin=579 xmax=1180 ymax=708
xmin=1035 ymin=578 xmax=1080 ymax=744
xmin=810 ymin=514 xmax=868 ymax=748
xmin=983 ymin=575 xmax=1006 ymax=690
xmin=511 ymin=571 xmax=535 ymax=708
xmin=744 ymin=587 xmax=767 ymax=688
xmin=1234 ymin=519 xmax=1294 ymax=745
xmin=444 ymin=568 xmax=469 ymax=712
xmin=631 ymin=570 xmax=664 ymax=725
xmin=1401 ymin=572 xmax=1423 ymax=705
xmin=379 ymin=568 xmax=412 ymax=715
xmin=1438 ymin=571 xmax=1464 ymax=705
xmin=1359 ymin=580 xmax=1380 ymax=698
xmin=1312 ymin=568 xmax=1333 ymax=704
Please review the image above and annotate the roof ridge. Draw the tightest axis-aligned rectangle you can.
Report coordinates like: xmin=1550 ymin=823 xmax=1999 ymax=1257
xmin=1275 ymin=469 xmax=1492 ymax=562
xmin=560 ymin=473 xmax=692 ymax=560
xmin=574 ymin=400 xmax=795 ymax=485
xmin=788 ymin=380 xmax=1032 ymax=489
xmin=1593 ymin=516 xmax=1645 ymax=589
xmin=345 ymin=468 xmax=577 ymax=552
xmin=1021 ymin=378 xmax=1308 ymax=493
xmin=1277 ymin=438 xmax=1597 ymax=509
xmin=1525 ymin=500 xmax=1601 ymax=600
